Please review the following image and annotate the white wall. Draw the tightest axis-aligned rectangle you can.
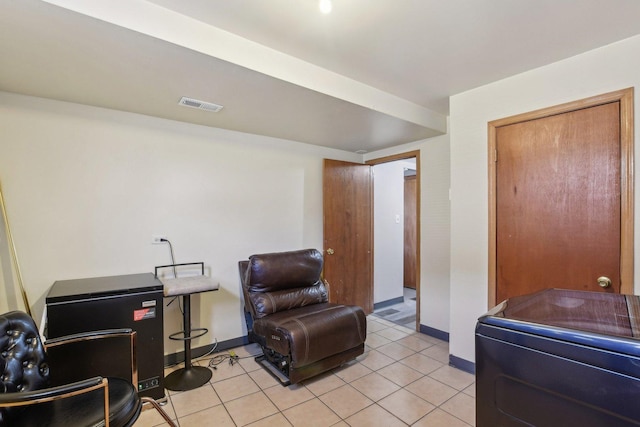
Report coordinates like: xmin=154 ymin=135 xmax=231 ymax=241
xmin=0 ymin=91 xmax=360 ymax=355
xmin=0 ymin=208 xmax=24 ymax=313
xmin=418 ymin=138 xmax=451 ymax=334
xmin=373 ymin=161 xmax=405 ymax=304
xmin=1 ymin=90 xmax=453 ymax=356
xmin=449 ymin=35 xmax=640 ymax=363
xmin=366 ymin=132 xmax=451 ymax=333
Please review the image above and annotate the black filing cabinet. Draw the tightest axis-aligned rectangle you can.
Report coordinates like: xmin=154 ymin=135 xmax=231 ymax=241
xmin=46 ymin=273 xmax=165 ymax=400
xmin=476 ymin=288 xmax=640 ymax=426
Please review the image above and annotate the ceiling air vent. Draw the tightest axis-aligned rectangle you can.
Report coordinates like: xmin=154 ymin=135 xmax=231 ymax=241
xmin=178 ymin=96 xmax=224 ymax=113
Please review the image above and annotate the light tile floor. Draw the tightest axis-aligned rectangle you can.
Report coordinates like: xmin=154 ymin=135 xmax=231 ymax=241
xmin=373 ymin=288 xmax=417 ymax=329
xmin=134 ymin=316 xmax=475 ymax=427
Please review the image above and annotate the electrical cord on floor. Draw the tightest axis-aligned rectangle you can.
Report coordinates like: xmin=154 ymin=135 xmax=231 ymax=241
xmin=164 ymin=339 xmax=219 ymax=369
xmin=208 ymin=349 xmax=262 ymax=370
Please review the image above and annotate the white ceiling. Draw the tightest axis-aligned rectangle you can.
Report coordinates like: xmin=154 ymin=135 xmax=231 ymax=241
xmin=2 ymin=0 xmax=640 ymax=152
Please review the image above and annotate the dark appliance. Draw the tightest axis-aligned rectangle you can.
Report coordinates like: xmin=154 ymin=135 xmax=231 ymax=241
xmin=476 ymin=288 xmax=640 ymax=426
xmin=46 ymin=273 xmax=165 ymax=400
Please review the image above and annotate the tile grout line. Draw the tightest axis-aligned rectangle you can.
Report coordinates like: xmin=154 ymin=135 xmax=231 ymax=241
xmin=142 ymin=315 xmax=474 ymax=427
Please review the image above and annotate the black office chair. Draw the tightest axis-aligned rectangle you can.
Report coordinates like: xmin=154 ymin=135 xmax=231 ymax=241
xmin=0 ymin=310 xmax=175 ymax=427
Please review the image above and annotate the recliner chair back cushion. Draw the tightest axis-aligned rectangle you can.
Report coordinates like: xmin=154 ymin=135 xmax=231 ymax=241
xmin=245 ymin=249 xmax=328 ymax=319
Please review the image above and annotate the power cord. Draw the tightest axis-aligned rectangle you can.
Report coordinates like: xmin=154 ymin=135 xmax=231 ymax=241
xmin=164 ymin=339 xmax=219 ymax=369
xmin=161 ymin=238 xmax=180 ymax=310
xmin=208 ymin=349 xmax=262 ymax=369
xmin=160 ymin=238 xmax=177 ymax=278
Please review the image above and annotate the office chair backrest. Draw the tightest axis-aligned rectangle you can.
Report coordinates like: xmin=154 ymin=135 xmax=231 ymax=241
xmin=0 ymin=311 xmax=50 ymax=423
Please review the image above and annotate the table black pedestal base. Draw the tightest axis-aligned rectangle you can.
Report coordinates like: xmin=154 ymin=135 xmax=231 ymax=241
xmin=164 ymin=365 xmax=212 ymax=391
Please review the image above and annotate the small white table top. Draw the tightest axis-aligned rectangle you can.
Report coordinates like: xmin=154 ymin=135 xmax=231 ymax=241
xmin=160 ymin=275 xmax=220 ymax=297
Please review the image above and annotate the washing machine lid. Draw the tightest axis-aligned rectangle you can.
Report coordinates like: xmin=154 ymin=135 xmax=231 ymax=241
xmin=478 ymin=288 xmax=640 ymax=355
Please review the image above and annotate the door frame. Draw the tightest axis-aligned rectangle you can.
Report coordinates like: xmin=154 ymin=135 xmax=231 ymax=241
xmin=366 ymin=150 xmax=421 ymax=330
xmin=488 ymin=88 xmax=634 ymax=307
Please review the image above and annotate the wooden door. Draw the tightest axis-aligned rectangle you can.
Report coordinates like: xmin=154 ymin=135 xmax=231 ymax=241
xmin=323 ymin=159 xmax=373 ymax=313
xmin=495 ymin=102 xmax=621 ymax=303
xmin=403 ymin=175 xmax=417 ymax=289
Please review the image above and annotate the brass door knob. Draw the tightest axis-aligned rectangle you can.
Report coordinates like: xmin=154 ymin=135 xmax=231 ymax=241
xmin=326 ymin=248 xmax=335 ymax=255
xmin=597 ymin=276 xmax=612 ymax=288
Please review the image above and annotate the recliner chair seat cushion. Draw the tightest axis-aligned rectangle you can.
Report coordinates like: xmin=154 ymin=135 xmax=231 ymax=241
xmin=253 ymin=303 xmax=366 ymax=367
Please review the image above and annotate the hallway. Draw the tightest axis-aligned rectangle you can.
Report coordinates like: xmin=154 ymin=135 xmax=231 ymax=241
xmin=373 ymin=288 xmax=417 ymax=328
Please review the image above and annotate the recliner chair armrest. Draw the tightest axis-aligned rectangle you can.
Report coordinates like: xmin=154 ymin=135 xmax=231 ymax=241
xmin=322 ymin=278 xmax=331 ymax=296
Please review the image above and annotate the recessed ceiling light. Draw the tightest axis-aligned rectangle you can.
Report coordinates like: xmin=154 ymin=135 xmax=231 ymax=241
xmin=319 ymin=0 xmax=332 ymax=14
xmin=178 ymin=96 xmax=223 ymax=113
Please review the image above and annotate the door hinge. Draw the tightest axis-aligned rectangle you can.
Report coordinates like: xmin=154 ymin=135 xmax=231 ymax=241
xmin=494 ymin=149 xmax=498 ymax=163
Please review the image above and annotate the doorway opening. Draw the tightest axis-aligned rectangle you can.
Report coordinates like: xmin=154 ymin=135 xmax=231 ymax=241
xmin=366 ymin=152 xmax=420 ymax=330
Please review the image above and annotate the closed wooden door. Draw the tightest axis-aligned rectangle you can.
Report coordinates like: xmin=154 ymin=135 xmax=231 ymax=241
xmin=495 ymin=101 xmax=622 ymax=303
xmin=323 ymin=159 xmax=373 ymax=313
xmin=404 ymin=175 xmax=417 ymax=289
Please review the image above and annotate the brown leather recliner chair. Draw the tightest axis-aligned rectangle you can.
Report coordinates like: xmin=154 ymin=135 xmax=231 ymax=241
xmin=239 ymin=249 xmax=366 ymax=385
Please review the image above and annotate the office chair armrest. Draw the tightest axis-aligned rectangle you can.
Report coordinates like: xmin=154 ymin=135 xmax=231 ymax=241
xmin=0 ymin=377 xmax=106 ymax=407
xmin=44 ymin=329 xmax=137 ymax=387
xmin=44 ymin=328 xmax=133 ymax=347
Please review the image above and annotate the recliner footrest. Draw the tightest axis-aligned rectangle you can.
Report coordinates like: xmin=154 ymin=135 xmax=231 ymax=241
xmin=253 ymin=303 xmax=366 ymax=367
